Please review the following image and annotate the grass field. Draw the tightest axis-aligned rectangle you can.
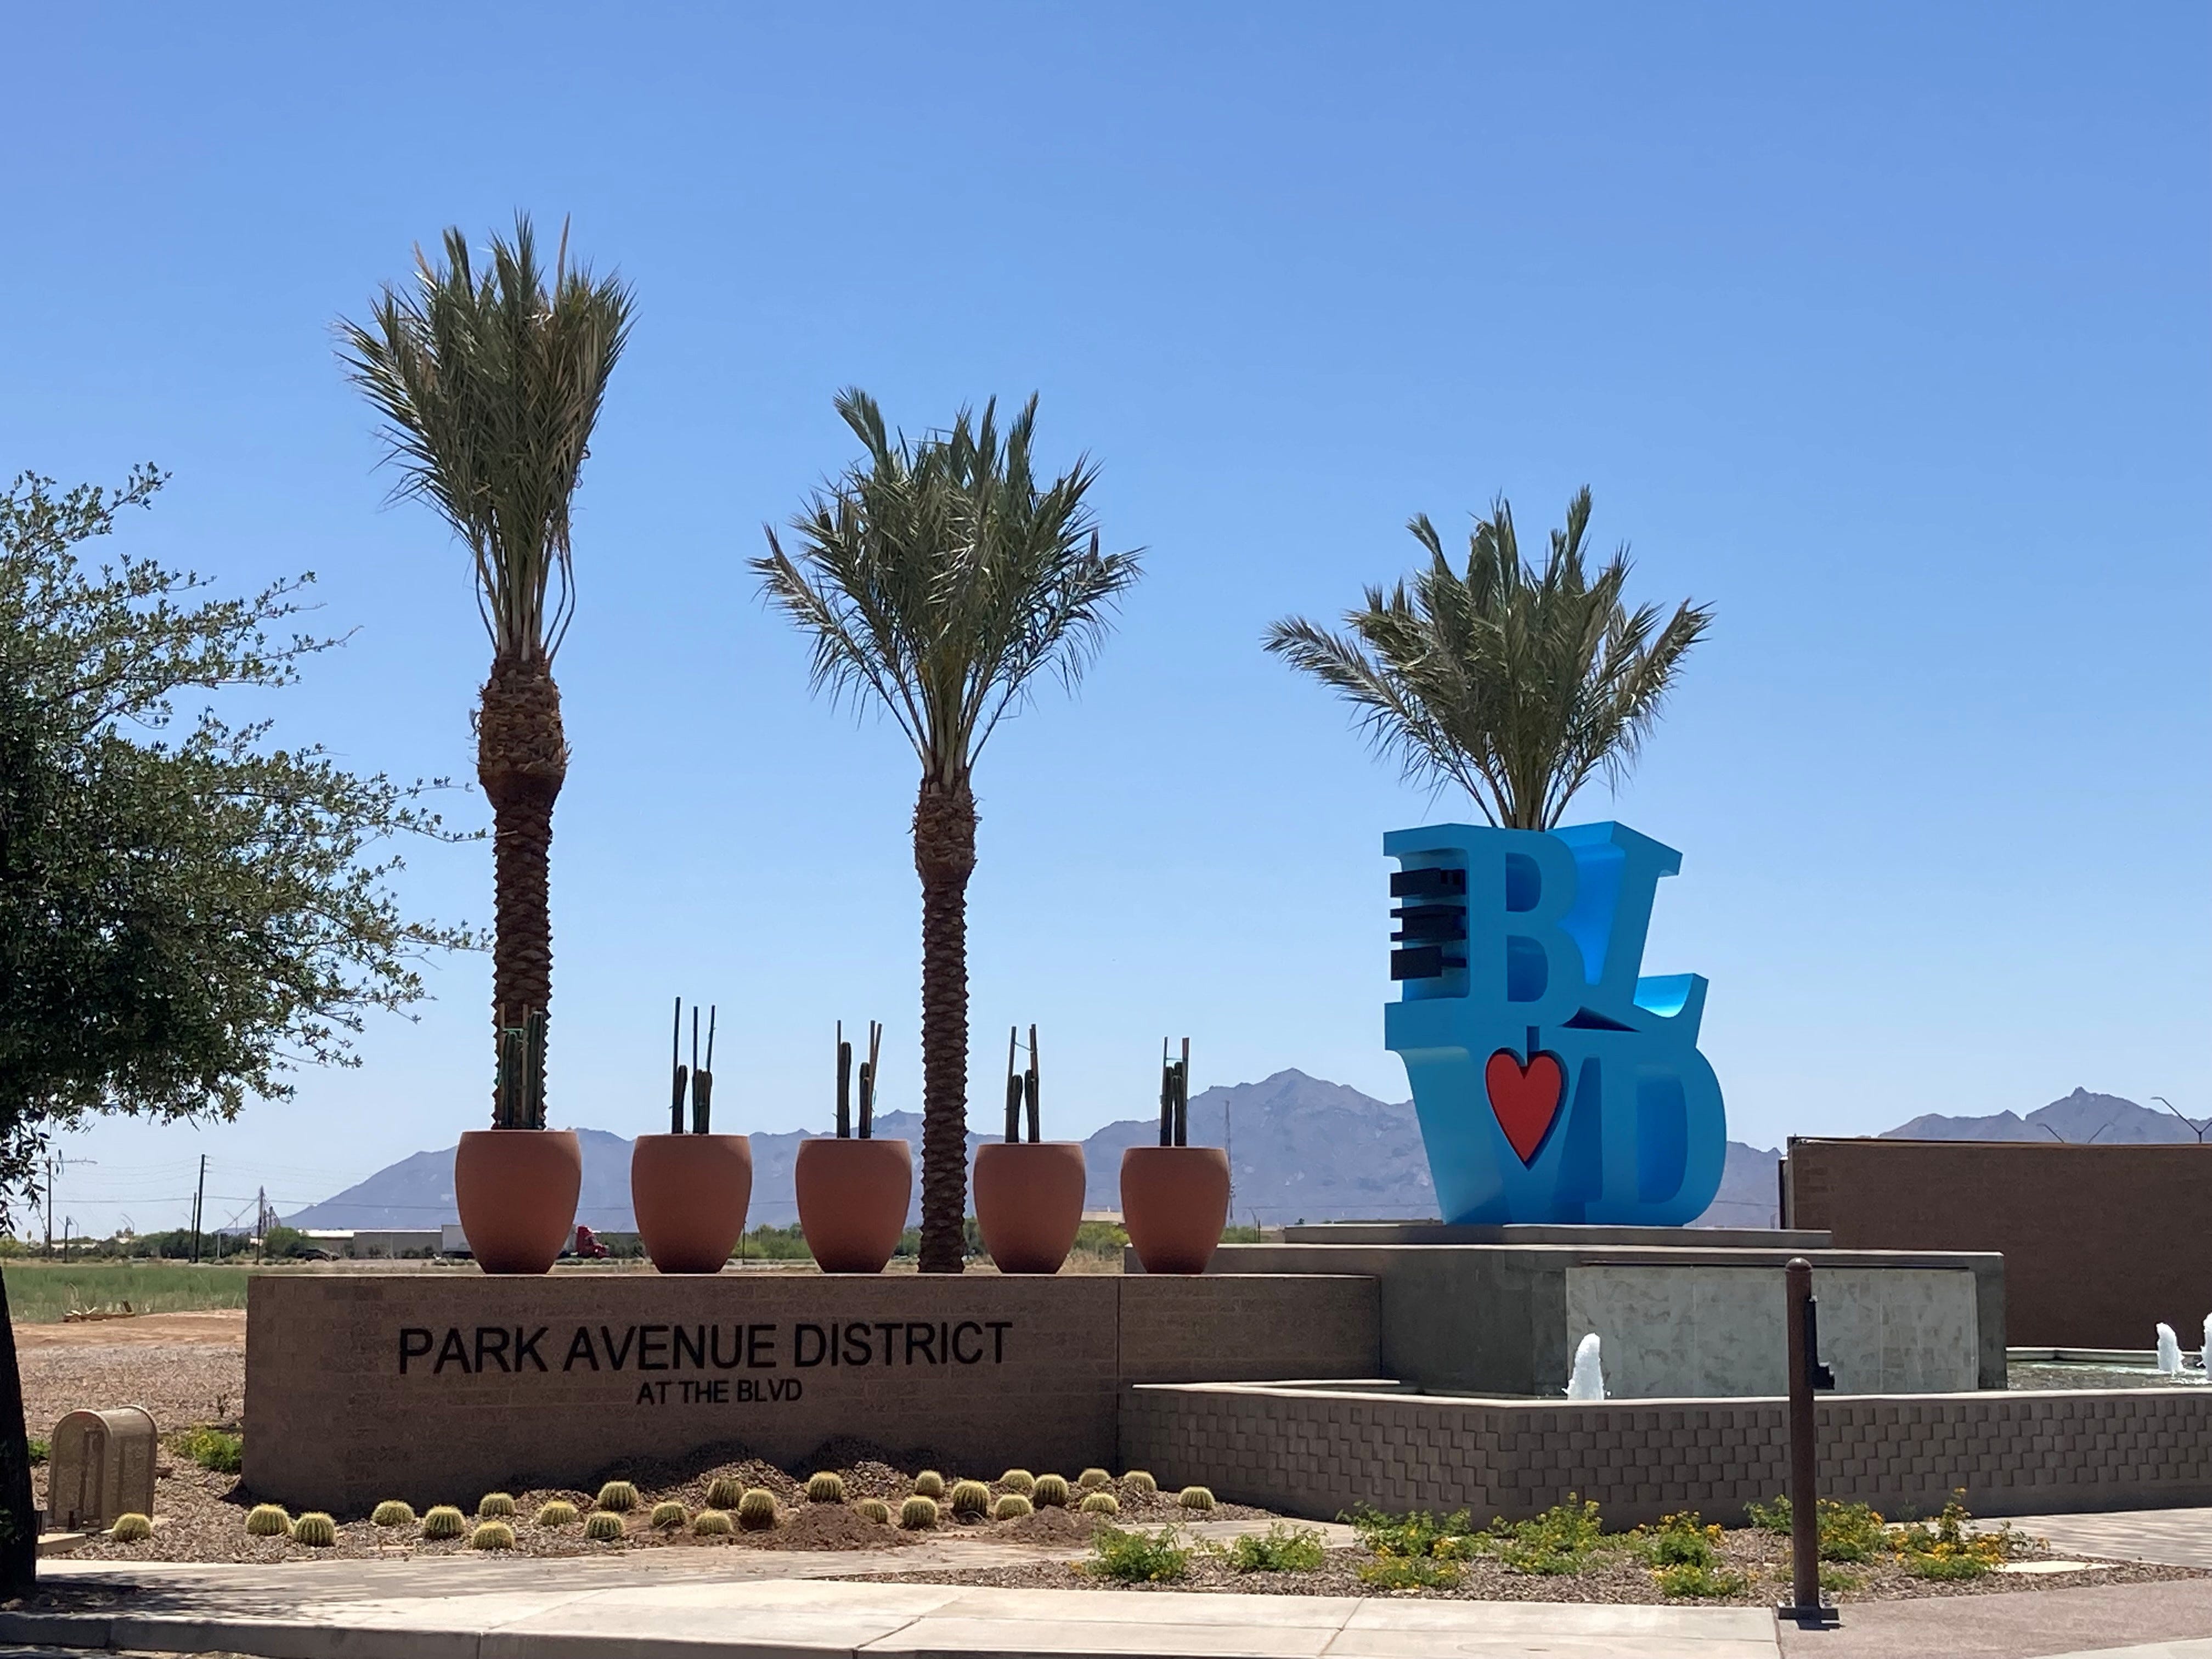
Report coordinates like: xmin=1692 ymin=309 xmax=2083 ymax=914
xmin=2 ymin=1261 xmax=255 ymax=1323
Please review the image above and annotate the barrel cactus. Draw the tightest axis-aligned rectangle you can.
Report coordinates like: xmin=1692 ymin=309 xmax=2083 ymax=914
xmin=292 ymin=1511 xmax=337 ymax=1547
xmin=651 ymin=1502 xmax=687 ymax=1530
xmin=583 ymin=1511 xmax=625 ymax=1542
xmin=899 ymin=1495 xmax=939 ymax=1530
xmin=421 ymin=1505 xmax=466 ymax=1541
xmin=1033 ymin=1474 xmax=1070 ymax=1508
xmin=109 ymin=1513 xmax=153 ymax=1543
xmin=371 ymin=1500 xmax=415 ymax=1528
xmin=478 ymin=1492 xmax=517 ymax=1519
xmin=692 ymin=1509 xmax=734 ymax=1537
xmin=855 ymin=1498 xmax=892 ymax=1524
xmin=949 ymin=1479 xmax=991 ymax=1518
xmin=245 ymin=1504 xmax=292 ymax=1538
xmin=536 ymin=1500 xmax=578 ymax=1528
xmin=470 ymin=1521 xmax=515 ymax=1550
xmin=1177 ymin=1485 xmax=1216 ymax=1513
xmin=1077 ymin=1468 xmax=1110 ymax=1491
xmin=806 ymin=1471 xmax=846 ymax=1503
xmin=1079 ymin=1491 xmax=1120 ymax=1516
xmin=912 ymin=1469 xmax=946 ymax=1499
xmin=706 ymin=1475 xmax=744 ymax=1510
xmin=998 ymin=1469 xmax=1035 ymax=1494
xmin=737 ymin=1488 xmax=778 ymax=1531
xmin=595 ymin=1480 xmax=639 ymax=1513
xmin=993 ymin=1493 xmax=1033 ymax=1520
xmin=1122 ymin=1470 xmax=1158 ymax=1496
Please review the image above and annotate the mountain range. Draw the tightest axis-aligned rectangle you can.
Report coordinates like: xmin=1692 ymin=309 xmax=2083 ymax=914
xmin=284 ymin=1074 xmax=2194 ymax=1234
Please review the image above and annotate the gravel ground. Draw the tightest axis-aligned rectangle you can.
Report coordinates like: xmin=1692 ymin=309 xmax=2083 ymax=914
xmin=19 ymin=1333 xmax=244 ymax=1441
xmin=849 ymin=1533 xmax=2205 ymax=1606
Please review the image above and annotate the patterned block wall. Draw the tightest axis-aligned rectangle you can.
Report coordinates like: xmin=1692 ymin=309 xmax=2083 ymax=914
xmin=1121 ymin=1383 xmax=2212 ymax=1526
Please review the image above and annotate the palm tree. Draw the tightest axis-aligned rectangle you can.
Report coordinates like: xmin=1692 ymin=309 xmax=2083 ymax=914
xmin=756 ymin=390 xmax=1140 ymax=1272
xmin=1265 ymin=488 xmax=1709 ymax=829
xmin=340 ymin=216 xmax=634 ymax=1120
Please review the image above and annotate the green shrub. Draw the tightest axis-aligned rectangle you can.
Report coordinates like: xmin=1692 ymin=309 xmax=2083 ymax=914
xmin=1121 ymin=1470 xmax=1157 ymax=1496
xmin=998 ymin=1469 xmax=1035 ymax=1494
xmin=806 ymin=1471 xmax=846 ymax=1504
xmin=1905 ymin=1551 xmax=1987 ymax=1581
xmin=1346 ymin=1505 xmax=1476 ymax=1559
xmin=26 ymin=1437 xmax=47 ymax=1465
xmin=1635 ymin=1510 xmax=1720 ymax=1568
xmin=994 ymin=1493 xmax=1033 ymax=1520
xmin=900 ymin=1496 xmax=940 ymax=1530
xmin=1033 ymin=1474 xmax=1070 ymax=1507
xmin=1820 ymin=1565 xmax=1862 ymax=1592
xmin=692 ymin=1509 xmax=734 ymax=1537
xmin=1079 ymin=1491 xmax=1120 ymax=1516
xmin=737 ymin=1488 xmax=778 ymax=1531
xmin=1889 ymin=1493 xmax=2015 ymax=1578
xmin=421 ymin=1505 xmax=466 ymax=1541
xmin=536 ymin=1500 xmax=578 ymax=1528
xmin=1229 ymin=1523 xmax=1325 ymax=1572
xmin=1078 ymin=1468 xmax=1110 ymax=1490
xmin=651 ymin=1502 xmax=687 ymax=1530
xmin=1484 ymin=1496 xmax=1607 ymax=1575
xmin=1654 ymin=1561 xmax=1747 ymax=1598
xmin=470 ymin=1521 xmax=515 ymax=1551
xmin=245 ymin=1503 xmax=291 ymax=1538
xmin=583 ymin=1511 xmax=625 ymax=1542
xmin=1745 ymin=1494 xmax=1888 ymax=1564
xmin=856 ymin=1498 xmax=893 ymax=1524
xmin=108 ymin=1513 xmax=153 ymax=1543
xmin=1087 ymin=1522 xmax=1192 ymax=1583
xmin=1357 ymin=1555 xmax=1460 ymax=1589
xmin=1176 ymin=1485 xmax=1216 ymax=1514
xmin=912 ymin=1470 xmax=946 ymax=1499
xmin=181 ymin=1427 xmax=243 ymax=1475
xmin=292 ymin=1511 xmax=337 ymax=1548
xmin=950 ymin=1479 xmax=992 ymax=1517
xmin=595 ymin=1480 xmax=639 ymax=1513
xmin=478 ymin=1492 xmax=516 ymax=1519
xmin=706 ymin=1475 xmax=744 ymax=1510
xmin=1745 ymin=1494 xmax=1791 ymax=1533
xmin=371 ymin=1500 xmax=415 ymax=1528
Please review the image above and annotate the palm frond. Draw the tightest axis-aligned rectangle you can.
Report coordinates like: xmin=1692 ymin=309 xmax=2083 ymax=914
xmin=753 ymin=390 xmax=1142 ymax=785
xmin=1267 ymin=489 xmax=1710 ymax=828
xmin=338 ymin=214 xmax=634 ymax=664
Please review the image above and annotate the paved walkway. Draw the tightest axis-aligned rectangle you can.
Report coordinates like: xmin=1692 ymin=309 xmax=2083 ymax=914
xmin=1776 ymin=1578 xmax=2212 ymax=1659
xmin=2006 ymin=1509 xmax=2212 ymax=1572
xmin=14 ymin=1553 xmax=1779 ymax=1658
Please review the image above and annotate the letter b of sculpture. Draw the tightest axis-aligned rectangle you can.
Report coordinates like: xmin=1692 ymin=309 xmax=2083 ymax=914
xmin=1385 ymin=821 xmax=1725 ymax=1226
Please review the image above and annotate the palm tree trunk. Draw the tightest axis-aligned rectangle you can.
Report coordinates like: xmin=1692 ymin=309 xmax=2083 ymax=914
xmin=913 ymin=774 xmax=977 ymax=1273
xmin=478 ymin=658 xmax=567 ymax=1126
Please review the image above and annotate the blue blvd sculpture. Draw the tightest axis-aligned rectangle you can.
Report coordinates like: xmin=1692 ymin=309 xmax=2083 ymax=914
xmin=1385 ymin=821 xmax=1725 ymax=1226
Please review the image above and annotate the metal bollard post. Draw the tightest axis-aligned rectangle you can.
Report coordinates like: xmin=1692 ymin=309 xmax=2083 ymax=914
xmin=1776 ymin=1255 xmax=1839 ymax=1628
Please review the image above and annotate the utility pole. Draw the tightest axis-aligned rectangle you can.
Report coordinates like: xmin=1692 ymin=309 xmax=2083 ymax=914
xmin=255 ymin=1187 xmax=268 ymax=1265
xmin=189 ymin=1154 xmax=207 ymax=1265
xmin=42 ymin=1155 xmax=53 ymax=1257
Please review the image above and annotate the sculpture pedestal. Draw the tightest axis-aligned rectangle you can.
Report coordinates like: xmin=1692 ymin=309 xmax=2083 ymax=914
xmin=1180 ymin=1224 xmax=2003 ymax=1397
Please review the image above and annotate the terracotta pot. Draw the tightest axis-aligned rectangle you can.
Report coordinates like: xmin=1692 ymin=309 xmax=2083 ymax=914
xmin=630 ymin=1133 xmax=754 ymax=1274
xmin=1120 ymin=1146 xmax=1231 ymax=1274
xmin=973 ymin=1142 xmax=1087 ymax=1274
xmin=454 ymin=1128 xmax=582 ymax=1274
xmin=794 ymin=1138 xmax=912 ymax=1273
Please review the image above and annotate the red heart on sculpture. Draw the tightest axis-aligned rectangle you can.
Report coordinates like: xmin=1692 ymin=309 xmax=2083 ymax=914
xmin=1486 ymin=1048 xmax=1565 ymax=1166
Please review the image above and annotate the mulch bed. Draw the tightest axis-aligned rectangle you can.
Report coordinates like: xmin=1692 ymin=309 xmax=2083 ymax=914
xmin=848 ymin=1531 xmax=2204 ymax=1606
xmin=60 ymin=1436 xmax=1245 ymax=1564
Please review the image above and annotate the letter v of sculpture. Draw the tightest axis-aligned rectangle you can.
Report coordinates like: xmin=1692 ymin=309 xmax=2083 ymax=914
xmin=1384 ymin=821 xmax=1725 ymax=1226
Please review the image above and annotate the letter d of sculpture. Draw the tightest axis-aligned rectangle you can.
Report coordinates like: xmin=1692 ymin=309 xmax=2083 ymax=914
xmin=1384 ymin=821 xmax=1726 ymax=1226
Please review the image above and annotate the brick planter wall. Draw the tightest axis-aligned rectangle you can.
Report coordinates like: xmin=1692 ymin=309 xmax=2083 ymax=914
xmin=1121 ymin=1383 xmax=2212 ymax=1526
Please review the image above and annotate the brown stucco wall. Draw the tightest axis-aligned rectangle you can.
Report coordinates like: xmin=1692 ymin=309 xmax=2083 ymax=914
xmin=1123 ymin=1381 xmax=2212 ymax=1524
xmin=1782 ymin=1139 xmax=2212 ymax=1350
xmin=244 ymin=1272 xmax=1379 ymax=1512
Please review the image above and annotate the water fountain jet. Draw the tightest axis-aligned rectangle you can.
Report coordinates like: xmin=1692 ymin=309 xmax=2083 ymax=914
xmin=1566 ymin=1333 xmax=1605 ymax=1401
xmin=2156 ymin=1323 xmax=2182 ymax=1376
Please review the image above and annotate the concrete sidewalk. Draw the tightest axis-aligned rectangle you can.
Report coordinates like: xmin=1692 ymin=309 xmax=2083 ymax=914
xmin=7 ymin=1555 xmax=1780 ymax=1658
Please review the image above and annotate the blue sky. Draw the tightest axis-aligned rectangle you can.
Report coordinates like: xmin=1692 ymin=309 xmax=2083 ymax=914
xmin=5 ymin=4 xmax=2205 ymax=1235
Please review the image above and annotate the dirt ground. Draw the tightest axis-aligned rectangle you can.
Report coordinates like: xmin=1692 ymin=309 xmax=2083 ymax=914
xmin=18 ymin=1310 xmax=245 ymax=1441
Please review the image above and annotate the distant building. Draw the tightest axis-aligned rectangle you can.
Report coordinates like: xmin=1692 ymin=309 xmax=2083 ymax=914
xmin=300 ymin=1228 xmax=442 ymax=1259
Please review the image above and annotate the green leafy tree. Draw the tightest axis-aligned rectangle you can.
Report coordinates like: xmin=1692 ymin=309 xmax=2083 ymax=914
xmin=0 ymin=467 xmax=471 ymax=1587
xmin=1265 ymin=488 xmax=1710 ymax=828
xmin=755 ymin=391 xmax=1141 ymax=1272
xmin=341 ymin=215 xmax=633 ymax=1123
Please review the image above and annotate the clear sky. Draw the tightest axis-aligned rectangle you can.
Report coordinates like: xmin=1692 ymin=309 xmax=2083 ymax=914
xmin=4 ymin=4 xmax=2205 ymax=1238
